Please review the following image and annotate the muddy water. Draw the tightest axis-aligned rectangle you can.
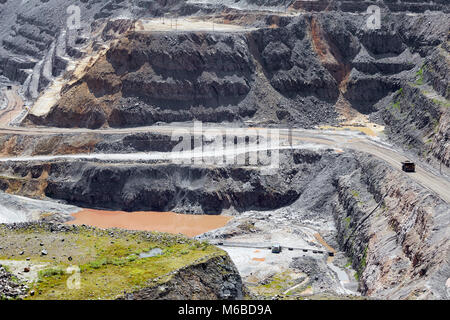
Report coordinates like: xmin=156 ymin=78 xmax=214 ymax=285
xmin=67 ymin=209 xmax=232 ymax=237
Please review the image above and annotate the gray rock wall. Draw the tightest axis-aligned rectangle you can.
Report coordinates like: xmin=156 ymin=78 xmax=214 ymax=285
xmin=334 ymin=152 xmax=450 ymax=299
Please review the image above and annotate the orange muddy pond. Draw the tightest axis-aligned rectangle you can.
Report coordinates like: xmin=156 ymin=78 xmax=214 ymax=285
xmin=67 ymin=209 xmax=232 ymax=237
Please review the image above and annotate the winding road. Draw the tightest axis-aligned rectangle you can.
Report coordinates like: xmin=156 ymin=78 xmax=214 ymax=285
xmin=0 ymin=89 xmax=449 ymax=204
xmin=0 ymin=86 xmax=24 ymax=127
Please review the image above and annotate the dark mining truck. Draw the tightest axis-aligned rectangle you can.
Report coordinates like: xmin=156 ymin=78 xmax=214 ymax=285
xmin=402 ymin=161 xmax=416 ymax=173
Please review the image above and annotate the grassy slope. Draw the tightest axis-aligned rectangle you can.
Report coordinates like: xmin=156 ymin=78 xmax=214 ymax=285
xmin=0 ymin=224 xmax=225 ymax=300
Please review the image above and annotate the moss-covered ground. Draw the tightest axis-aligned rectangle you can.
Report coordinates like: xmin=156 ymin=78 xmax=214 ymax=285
xmin=0 ymin=224 xmax=224 ymax=300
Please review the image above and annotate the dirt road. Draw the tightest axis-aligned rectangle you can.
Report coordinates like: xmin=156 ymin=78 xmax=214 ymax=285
xmin=0 ymin=87 xmax=24 ymax=127
xmin=1 ymin=124 xmax=448 ymax=203
xmin=0 ymin=88 xmax=448 ymax=204
xmin=350 ymin=140 xmax=450 ymax=203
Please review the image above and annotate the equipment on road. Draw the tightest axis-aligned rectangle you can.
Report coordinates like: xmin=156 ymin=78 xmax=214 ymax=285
xmin=271 ymin=245 xmax=282 ymax=254
xmin=402 ymin=161 xmax=416 ymax=172
xmin=6 ymin=86 xmax=12 ymax=90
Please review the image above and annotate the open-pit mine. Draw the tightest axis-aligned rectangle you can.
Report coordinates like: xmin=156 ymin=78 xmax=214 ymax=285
xmin=0 ymin=0 xmax=449 ymax=302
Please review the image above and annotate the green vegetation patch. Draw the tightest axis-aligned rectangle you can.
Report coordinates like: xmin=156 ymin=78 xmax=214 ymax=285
xmin=344 ymin=216 xmax=352 ymax=228
xmin=350 ymin=190 xmax=360 ymax=198
xmin=356 ymin=246 xmax=368 ymax=281
xmin=432 ymin=98 xmax=450 ymax=108
xmin=392 ymin=101 xmax=401 ymax=111
xmin=0 ymin=224 xmax=223 ymax=300
xmin=390 ymin=89 xmax=403 ymax=111
xmin=251 ymin=271 xmax=305 ymax=298
xmin=415 ymin=66 xmax=424 ymax=85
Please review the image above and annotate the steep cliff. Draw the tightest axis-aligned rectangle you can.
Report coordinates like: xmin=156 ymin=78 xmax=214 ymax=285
xmin=334 ymin=152 xmax=450 ymax=299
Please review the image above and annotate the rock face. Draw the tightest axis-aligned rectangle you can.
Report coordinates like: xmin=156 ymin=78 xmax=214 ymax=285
xmin=122 ymin=254 xmax=243 ymax=300
xmin=0 ymin=0 xmax=192 ymax=99
xmin=0 ymin=1 xmax=447 ymax=169
xmin=375 ymin=38 xmax=450 ymax=169
xmin=293 ymin=0 xmax=449 ymax=13
xmin=0 ymin=150 xmax=347 ymax=214
xmin=0 ymin=0 xmax=100 ymax=99
xmin=26 ymin=17 xmax=342 ymax=129
xmin=334 ymin=152 xmax=450 ymax=299
xmin=18 ymin=6 xmax=449 ymax=172
xmin=379 ymin=84 xmax=442 ymax=160
xmin=0 ymin=191 xmax=78 ymax=224
xmin=25 ymin=10 xmax=434 ymax=128
xmin=430 ymin=109 xmax=450 ymax=167
xmin=0 ymin=131 xmax=181 ymax=157
xmin=36 ymin=32 xmax=258 ymax=128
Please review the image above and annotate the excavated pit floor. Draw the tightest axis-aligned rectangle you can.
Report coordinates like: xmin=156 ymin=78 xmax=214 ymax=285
xmin=197 ymin=208 xmax=360 ymax=298
xmin=136 ymin=17 xmax=258 ymax=33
